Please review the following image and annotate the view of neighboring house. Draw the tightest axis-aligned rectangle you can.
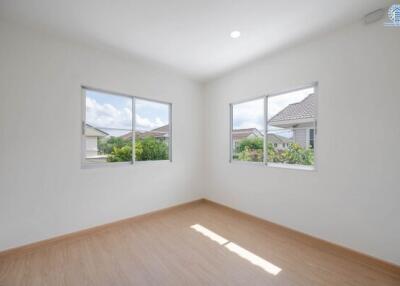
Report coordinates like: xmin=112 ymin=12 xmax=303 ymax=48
xmin=267 ymin=133 xmax=292 ymax=150
xmin=120 ymin=125 xmax=169 ymax=142
xmin=232 ymin=128 xmax=291 ymax=150
xmin=268 ymin=94 xmax=316 ymax=149
xmin=85 ymin=124 xmax=108 ymax=158
xmin=232 ymin=128 xmax=263 ymax=150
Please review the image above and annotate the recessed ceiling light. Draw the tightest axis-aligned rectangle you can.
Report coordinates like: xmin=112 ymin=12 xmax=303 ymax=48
xmin=230 ymin=30 xmax=241 ymax=39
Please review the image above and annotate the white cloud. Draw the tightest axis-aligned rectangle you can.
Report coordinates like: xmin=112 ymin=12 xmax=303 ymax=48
xmin=86 ymin=97 xmax=132 ymax=130
xmin=232 ymin=87 xmax=314 ymax=131
xmin=135 ymin=114 xmax=167 ymax=131
xmin=236 ymin=121 xmax=264 ymax=131
xmin=233 ymin=98 xmax=264 ymax=130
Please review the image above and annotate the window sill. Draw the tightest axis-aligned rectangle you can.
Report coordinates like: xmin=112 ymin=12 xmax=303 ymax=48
xmin=230 ymin=160 xmax=264 ymax=166
xmin=230 ymin=160 xmax=315 ymax=171
xmin=135 ymin=160 xmax=172 ymax=165
xmin=267 ymin=162 xmax=315 ymax=171
xmin=81 ymin=159 xmax=172 ymax=169
xmin=82 ymin=161 xmax=132 ymax=169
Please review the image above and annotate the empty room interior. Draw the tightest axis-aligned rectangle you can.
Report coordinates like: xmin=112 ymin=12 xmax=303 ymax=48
xmin=1 ymin=1 xmax=400 ymax=285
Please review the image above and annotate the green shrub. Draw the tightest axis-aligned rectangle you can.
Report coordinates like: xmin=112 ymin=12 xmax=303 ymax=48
xmin=98 ymin=137 xmax=130 ymax=155
xmin=282 ymin=143 xmax=314 ymax=165
xmin=103 ymin=136 xmax=168 ymax=162
xmin=107 ymin=145 xmax=132 ymax=162
xmin=236 ymin=138 xmax=264 ymax=162
xmin=136 ymin=137 xmax=168 ymax=161
xmin=236 ymin=139 xmax=314 ymax=165
xmin=238 ymin=146 xmax=263 ymax=162
xmin=237 ymin=137 xmax=263 ymax=152
xmin=267 ymin=143 xmax=283 ymax=163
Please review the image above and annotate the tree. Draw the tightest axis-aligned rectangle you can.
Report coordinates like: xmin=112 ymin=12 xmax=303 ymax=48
xmin=98 ymin=137 xmax=130 ymax=154
xmin=136 ymin=137 xmax=168 ymax=161
xmin=282 ymin=143 xmax=314 ymax=165
xmin=106 ymin=136 xmax=168 ymax=162
xmin=267 ymin=143 xmax=283 ymax=163
xmin=237 ymin=137 xmax=263 ymax=152
xmin=236 ymin=138 xmax=314 ymax=165
xmin=238 ymin=146 xmax=263 ymax=162
xmin=107 ymin=145 xmax=132 ymax=162
xmin=236 ymin=137 xmax=264 ymax=162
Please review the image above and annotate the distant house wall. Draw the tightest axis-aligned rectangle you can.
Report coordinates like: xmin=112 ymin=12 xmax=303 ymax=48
xmin=292 ymin=122 xmax=315 ymax=148
xmin=85 ymin=137 xmax=99 ymax=157
xmin=293 ymin=129 xmax=307 ymax=148
xmin=272 ymin=142 xmax=287 ymax=150
xmin=233 ymin=139 xmax=239 ymax=149
xmin=267 ymin=135 xmax=288 ymax=151
xmin=232 ymin=131 xmax=263 ymax=151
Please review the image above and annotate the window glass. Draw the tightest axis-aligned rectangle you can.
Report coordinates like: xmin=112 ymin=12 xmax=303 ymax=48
xmin=309 ymin=129 xmax=315 ymax=149
xmin=135 ymin=99 xmax=170 ymax=161
xmin=82 ymin=88 xmax=171 ymax=166
xmin=231 ymin=98 xmax=264 ymax=162
xmin=84 ymin=89 xmax=133 ymax=165
xmin=267 ymin=87 xmax=316 ymax=168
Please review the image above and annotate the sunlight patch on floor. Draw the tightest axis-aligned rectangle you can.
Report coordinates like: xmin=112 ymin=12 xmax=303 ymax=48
xmin=190 ymin=224 xmax=282 ymax=275
xmin=190 ymin=224 xmax=229 ymax=245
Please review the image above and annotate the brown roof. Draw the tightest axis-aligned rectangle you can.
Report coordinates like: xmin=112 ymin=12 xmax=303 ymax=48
xmin=120 ymin=131 xmax=133 ymax=140
xmin=120 ymin=125 xmax=169 ymax=140
xmin=232 ymin=128 xmax=291 ymax=143
xmin=269 ymin=94 xmax=316 ymax=124
xmin=151 ymin=125 xmax=169 ymax=133
xmin=267 ymin=133 xmax=292 ymax=144
xmin=232 ymin=128 xmax=263 ymax=140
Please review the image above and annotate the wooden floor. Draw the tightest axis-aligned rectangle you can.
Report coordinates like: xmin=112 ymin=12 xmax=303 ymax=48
xmin=0 ymin=200 xmax=399 ymax=286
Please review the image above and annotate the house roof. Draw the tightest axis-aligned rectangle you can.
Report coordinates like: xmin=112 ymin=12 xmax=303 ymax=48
xmin=120 ymin=131 xmax=134 ymax=140
xmin=269 ymin=94 xmax=316 ymax=125
xmin=120 ymin=125 xmax=169 ymax=140
xmin=232 ymin=128 xmax=292 ymax=144
xmin=232 ymin=128 xmax=263 ymax=140
xmin=85 ymin=124 xmax=108 ymax=137
xmin=267 ymin=133 xmax=292 ymax=144
xmin=151 ymin=125 xmax=169 ymax=133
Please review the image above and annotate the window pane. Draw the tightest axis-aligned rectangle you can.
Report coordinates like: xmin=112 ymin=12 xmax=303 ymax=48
xmin=84 ymin=89 xmax=133 ymax=165
xmin=267 ymin=87 xmax=316 ymax=168
xmin=85 ymin=89 xmax=132 ymax=130
xmin=232 ymin=98 xmax=264 ymax=162
xmin=135 ymin=99 xmax=170 ymax=161
xmin=84 ymin=127 xmax=132 ymax=164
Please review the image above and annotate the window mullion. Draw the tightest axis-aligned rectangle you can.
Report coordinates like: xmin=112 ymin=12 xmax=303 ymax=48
xmin=132 ymin=96 xmax=136 ymax=164
xmin=169 ymin=103 xmax=172 ymax=162
xmin=264 ymin=96 xmax=268 ymax=165
xmin=229 ymin=104 xmax=233 ymax=163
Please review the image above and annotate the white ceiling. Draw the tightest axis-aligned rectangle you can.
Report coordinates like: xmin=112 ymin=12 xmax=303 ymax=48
xmin=0 ymin=0 xmax=390 ymax=81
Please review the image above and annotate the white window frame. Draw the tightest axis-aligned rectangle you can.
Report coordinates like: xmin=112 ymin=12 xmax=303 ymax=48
xmin=229 ymin=82 xmax=318 ymax=171
xmin=81 ymin=86 xmax=172 ymax=168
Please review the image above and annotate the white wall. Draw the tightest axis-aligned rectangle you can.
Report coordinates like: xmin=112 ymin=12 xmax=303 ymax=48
xmin=0 ymin=22 xmax=204 ymax=251
xmin=1 ymin=17 xmax=399 ymax=266
xmin=203 ymin=20 xmax=400 ymax=264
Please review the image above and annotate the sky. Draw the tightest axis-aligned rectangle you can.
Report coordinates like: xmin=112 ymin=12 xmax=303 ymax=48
xmin=86 ymin=87 xmax=313 ymax=137
xmin=232 ymin=98 xmax=264 ymax=131
xmin=233 ymin=87 xmax=314 ymax=136
xmin=85 ymin=90 xmax=169 ymax=136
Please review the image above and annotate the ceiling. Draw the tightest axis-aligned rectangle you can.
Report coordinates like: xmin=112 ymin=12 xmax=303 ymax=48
xmin=0 ymin=0 xmax=390 ymax=81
